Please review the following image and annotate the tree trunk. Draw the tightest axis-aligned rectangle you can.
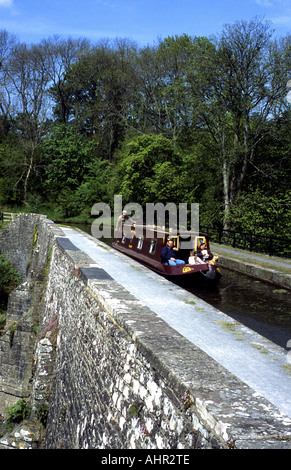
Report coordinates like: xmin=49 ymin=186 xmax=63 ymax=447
xmin=23 ymin=147 xmax=34 ymax=204
xmin=222 ymin=159 xmax=231 ymax=230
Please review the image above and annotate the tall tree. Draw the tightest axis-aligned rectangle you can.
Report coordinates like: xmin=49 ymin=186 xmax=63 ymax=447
xmin=112 ymin=134 xmax=180 ymax=206
xmin=44 ymin=35 xmax=91 ymax=123
xmin=190 ymin=18 xmax=290 ymax=229
xmin=60 ymin=38 xmax=138 ymax=161
xmin=0 ymin=29 xmax=17 ymax=138
xmin=134 ymin=35 xmax=209 ymax=144
xmin=6 ymin=42 xmax=52 ymax=202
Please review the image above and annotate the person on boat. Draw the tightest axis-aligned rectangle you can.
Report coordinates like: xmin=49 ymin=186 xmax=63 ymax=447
xmin=161 ymin=239 xmax=185 ymax=265
xmin=188 ymin=250 xmax=204 ymax=264
xmin=116 ymin=210 xmax=135 ymax=233
xmin=196 ymin=242 xmax=213 ymax=262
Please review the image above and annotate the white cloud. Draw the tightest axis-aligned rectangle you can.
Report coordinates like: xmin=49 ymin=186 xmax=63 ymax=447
xmin=255 ymin=0 xmax=290 ymax=7
xmin=255 ymin=0 xmax=273 ymax=6
xmin=0 ymin=0 xmax=14 ymax=7
xmin=95 ymin=0 xmax=117 ymax=7
xmin=272 ymin=14 xmax=291 ymax=24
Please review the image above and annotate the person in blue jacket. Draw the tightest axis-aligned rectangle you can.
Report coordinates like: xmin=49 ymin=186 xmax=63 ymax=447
xmin=161 ymin=238 xmax=185 ymax=265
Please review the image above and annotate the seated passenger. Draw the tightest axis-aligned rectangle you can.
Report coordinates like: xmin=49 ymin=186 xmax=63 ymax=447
xmin=196 ymin=242 xmax=213 ymax=261
xmin=188 ymin=250 xmax=195 ymax=264
xmin=188 ymin=250 xmax=204 ymax=264
xmin=161 ymin=239 xmax=185 ymax=265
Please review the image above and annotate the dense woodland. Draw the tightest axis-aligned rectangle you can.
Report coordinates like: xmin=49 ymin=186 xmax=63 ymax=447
xmin=0 ymin=18 xmax=290 ymax=239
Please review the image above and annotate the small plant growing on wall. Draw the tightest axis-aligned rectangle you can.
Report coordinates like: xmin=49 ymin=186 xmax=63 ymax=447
xmin=8 ymin=321 xmax=17 ymax=347
xmin=129 ymin=401 xmax=144 ymax=418
xmin=129 ymin=402 xmax=151 ymax=439
xmin=181 ymin=389 xmax=194 ymax=410
xmin=71 ymin=264 xmax=81 ymax=278
xmin=31 ymin=226 xmax=39 ymax=256
xmin=5 ymin=399 xmax=31 ymax=433
xmin=0 ymin=254 xmax=22 ymax=334
xmin=139 ymin=422 xmax=150 ymax=437
xmin=36 ymin=403 xmax=49 ymax=428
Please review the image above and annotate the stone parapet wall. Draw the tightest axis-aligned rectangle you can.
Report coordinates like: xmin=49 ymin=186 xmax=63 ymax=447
xmin=0 ymin=214 xmax=54 ymax=412
xmin=0 ymin=215 xmax=291 ymax=449
xmin=41 ymin=238 xmax=206 ymax=448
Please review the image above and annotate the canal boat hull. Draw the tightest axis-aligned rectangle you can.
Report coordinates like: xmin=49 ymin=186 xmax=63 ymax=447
xmin=112 ymin=225 xmax=220 ymax=282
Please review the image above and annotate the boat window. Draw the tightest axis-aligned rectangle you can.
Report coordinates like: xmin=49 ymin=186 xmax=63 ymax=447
xmin=137 ymin=237 xmax=144 ymax=250
xmin=171 ymin=236 xmax=179 ymax=250
xmin=149 ymin=239 xmax=156 ymax=254
xmin=195 ymin=237 xmax=207 ymax=250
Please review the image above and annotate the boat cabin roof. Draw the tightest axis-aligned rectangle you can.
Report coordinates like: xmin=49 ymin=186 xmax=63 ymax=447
xmin=120 ymin=224 xmax=210 ymax=251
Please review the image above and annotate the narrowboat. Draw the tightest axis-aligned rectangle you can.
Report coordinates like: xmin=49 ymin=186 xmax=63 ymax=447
xmin=112 ymin=224 xmax=220 ymax=281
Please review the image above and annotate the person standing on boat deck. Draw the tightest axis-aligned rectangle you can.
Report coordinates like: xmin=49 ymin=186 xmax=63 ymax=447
xmin=161 ymin=239 xmax=185 ymax=265
xmin=197 ymin=242 xmax=213 ymax=261
xmin=116 ymin=210 xmax=135 ymax=232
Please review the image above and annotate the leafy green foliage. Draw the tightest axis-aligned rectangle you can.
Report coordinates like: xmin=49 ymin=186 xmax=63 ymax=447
xmin=0 ymin=255 xmax=22 ymax=300
xmin=5 ymin=399 xmax=31 ymax=432
xmin=0 ymin=254 xmax=22 ymax=330
xmin=0 ymin=139 xmax=24 ymax=205
xmin=42 ymin=124 xmax=98 ymax=190
xmin=229 ymin=189 xmax=291 ymax=238
xmin=0 ymin=23 xmax=289 ymax=240
xmin=41 ymin=124 xmax=110 ymax=218
xmin=36 ymin=403 xmax=49 ymax=428
xmin=112 ymin=134 xmax=182 ymax=205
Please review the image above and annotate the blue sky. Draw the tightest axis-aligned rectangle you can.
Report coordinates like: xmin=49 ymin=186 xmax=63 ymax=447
xmin=0 ymin=0 xmax=290 ymax=45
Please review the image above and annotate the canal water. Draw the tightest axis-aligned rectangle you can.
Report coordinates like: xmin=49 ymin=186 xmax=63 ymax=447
xmin=74 ymin=224 xmax=291 ymax=351
xmin=177 ymin=267 xmax=291 ymax=350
